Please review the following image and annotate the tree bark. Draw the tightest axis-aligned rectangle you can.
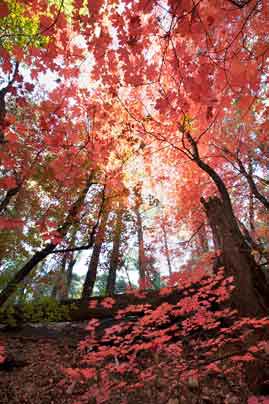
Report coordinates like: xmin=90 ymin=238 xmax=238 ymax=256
xmin=201 ymin=196 xmax=269 ymax=316
xmin=161 ymin=220 xmax=173 ymax=277
xmin=248 ymin=157 xmax=256 ymax=235
xmin=0 ymin=176 xmax=94 ymax=307
xmin=237 ymin=157 xmax=269 ymax=210
xmin=197 ymin=223 xmax=209 ymax=254
xmin=65 ymin=254 xmax=77 ymax=298
xmin=81 ymin=205 xmax=109 ymax=299
xmin=134 ymin=202 xmax=146 ymax=287
xmin=0 ymin=63 xmax=21 ymax=211
xmin=185 ymin=133 xmax=269 ymax=317
xmin=51 ymin=254 xmax=70 ymax=300
xmin=223 ymin=147 xmax=269 ymax=210
xmin=56 ymin=230 xmax=78 ymax=300
xmin=0 ymin=62 xmax=19 ymax=144
xmin=106 ymin=208 xmax=123 ymax=296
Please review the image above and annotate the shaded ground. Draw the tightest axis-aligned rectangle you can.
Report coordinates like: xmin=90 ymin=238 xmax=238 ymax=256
xmin=1 ymin=322 xmax=269 ymax=404
xmin=0 ymin=322 xmax=90 ymax=404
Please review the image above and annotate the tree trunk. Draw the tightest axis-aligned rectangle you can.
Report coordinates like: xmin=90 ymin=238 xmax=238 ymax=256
xmin=186 ymin=133 xmax=269 ymax=317
xmin=51 ymin=252 xmax=77 ymax=300
xmin=248 ymin=156 xmax=256 ymax=236
xmin=65 ymin=255 xmax=77 ymax=298
xmin=161 ymin=220 xmax=172 ymax=277
xmin=81 ymin=206 xmax=109 ymax=299
xmin=0 ymin=244 xmax=57 ymax=307
xmin=0 ymin=63 xmax=21 ymax=211
xmin=134 ymin=204 xmax=146 ymax=287
xmin=237 ymin=157 xmax=269 ymax=210
xmin=0 ymin=176 xmax=94 ymax=307
xmin=51 ymin=254 xmax=68 ymax=300
xmin=201 ymin=196 xmax=269 ymax=317
xmin=0 ymin=62 xmax=19 ymax=144
xmin=56 ymin=230 xmax=78 ymax=300
xmin=197 ymin=223 xmax=209 ymax=254
xmin=106 ymin=208 xmax=123 ymax=296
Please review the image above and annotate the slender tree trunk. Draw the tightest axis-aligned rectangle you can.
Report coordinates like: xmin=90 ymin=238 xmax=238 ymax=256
xmin=57 ymin=231 xmax=78 ymax=300
xmin=161 ymin=220 xmax=172 ymax=277
xmin=81 ymin=206 xmax=109 ymax=299
xmin=0 ymin=62 xmax=19 ymax=144
xmin=124 ymin=263 xmax=133 ymax=290
xmin=50 ymin=284 xmax=57 ymax=300
xmin=197 ymin=224 xmax=209 ymax=254
xmin=0 ymin=176 xmax=94 ymax=307
xmin=51 ymin=254 xmax=67 ymax=300
xmin=223 ymin=144 xmax=269 ymax=209
xmin=0 ymin=63 xmax=21 ymax=211
xmin=55 ymin=253 xmax=77 ymax=300
xmin=65 ymin=255 xmax=77 ymax=298
xmin=51 ymin=252 xmax=77 ymax=300
xmin=237 ymin=157 xmax=269 ymax=209
xmin=134 ymin=184 xmax=149 ymax=287
xmin=106 ymin=208 xmax=123 ymax=296
xmin=248 ymin=156 xmax=256 ymax=236
xmin=134 ymin=204 xmax=146 ymax=287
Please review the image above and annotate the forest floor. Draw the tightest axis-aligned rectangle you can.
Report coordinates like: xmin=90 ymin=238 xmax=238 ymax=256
xmin=0 ymin=322 xmax=90 ymax=404
xmin=0 ymin=322 xmax=269 ymax=404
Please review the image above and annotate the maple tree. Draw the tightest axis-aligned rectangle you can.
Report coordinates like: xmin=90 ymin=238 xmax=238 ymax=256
xmin=0 ymin=0 xmax=269 ymax=401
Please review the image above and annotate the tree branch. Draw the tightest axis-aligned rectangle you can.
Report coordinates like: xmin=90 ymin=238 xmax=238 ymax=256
xmin=52 ymin=184 xmax=107 ymax=255
xmin=227 ymin=0 xmax=252 ymax=8
xmin=186 ymin=133 xmax=235 ymax=216
xmin=236 ymin=158 xmax=269 ymax=209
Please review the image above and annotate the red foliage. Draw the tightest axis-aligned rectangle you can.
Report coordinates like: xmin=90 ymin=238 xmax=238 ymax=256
xmin=65 ymin=270 xmax=269 ymax=403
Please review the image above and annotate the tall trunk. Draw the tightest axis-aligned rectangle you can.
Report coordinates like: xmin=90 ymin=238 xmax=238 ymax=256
xmin=134 ymin=204 xmax=146 ymax=287
xmin=0 ymin=175 xmax=93 ymax=307
xmin=65 ymin=255 xmax=77 ymax=298
xmin=0 ymin=63 xmax=20 ymax=211
xmin=161 ymin=220 xmax=172 ymax=277
xmin=186 ymin=133 xmax=269 ymax=317
xmin=124 ymin=262 xmax=133 ymax=290
xmin=81 ymin=206 xmax=109 ymax=299
xmin=106 ymin=208 xmax=123 ymax=296
xmin=0 ymin=62 xmax=19 ymax=144
xmin=57 ymin=231 xmax=78 ymax=300
xmin=197 ymin=224 xmax=209 ymax=254
xmin=248 ymin=156 xmax=256 ymax=235
xmin=134 ymin=184 xmax=148 ymax=287
xmin=202 ymin=197 xmax=269 ymax=316
xmin=51 ymin=252 xmax=77 ymax=300
xmin=51 ymin=254 xmax=67 ymax=300
xmin=50 ymin=283 xmax=57 ymax=300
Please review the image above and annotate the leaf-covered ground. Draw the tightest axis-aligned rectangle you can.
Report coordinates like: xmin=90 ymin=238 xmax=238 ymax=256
xmin=0 ymin=323 xmax=89 ymax=404
xmin=0 ymin=322 xmax=269 ymax=404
